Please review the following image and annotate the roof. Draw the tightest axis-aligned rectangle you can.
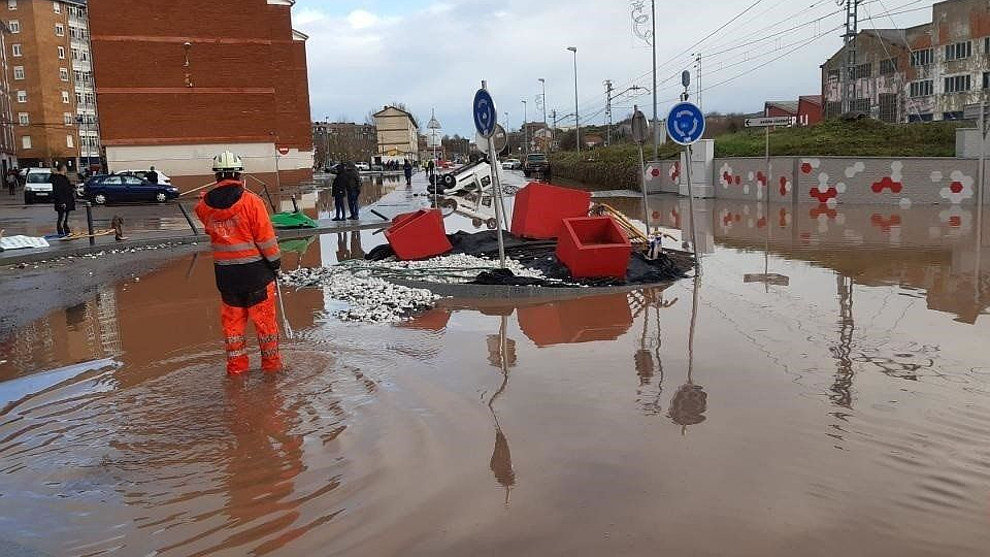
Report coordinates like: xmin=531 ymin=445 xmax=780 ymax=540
xmin=373 ymin=105 xmax=419 ymax=129
xmin=765 ymin=101 xmax=799 ymax=114
xmin=799 ymin=95 xmax=823 ymax=106
xmin=864 ymin=28 xmax=910 ymax=48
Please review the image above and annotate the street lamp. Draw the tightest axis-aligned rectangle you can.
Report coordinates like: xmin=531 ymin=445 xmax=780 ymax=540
xmin=521 ymin=99 xmax=528 ymax=156
xmin=567 ymin=46 xmax=580 ymax=152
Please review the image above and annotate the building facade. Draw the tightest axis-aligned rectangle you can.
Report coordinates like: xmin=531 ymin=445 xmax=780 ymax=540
xmin=374 ymin=105 xmax=419 ymax=162
xmin=312 ymin=122 xmax=376 ymax=168
xmin=0 ymin=20 xmax=17 ymax=174
xmin=822 ymin=0 xmax=990 ymax=123
xmin=88 ymin=0 xmax=314 ymax=191
xmin=4 ymin=0 xmax=99 ymax=170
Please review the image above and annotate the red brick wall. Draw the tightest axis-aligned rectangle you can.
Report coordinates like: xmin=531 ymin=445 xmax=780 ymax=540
xmin=798 ymin=99 xmax=823 ymax=126
xmin=90 ymin=0 xmax=311 ymax=152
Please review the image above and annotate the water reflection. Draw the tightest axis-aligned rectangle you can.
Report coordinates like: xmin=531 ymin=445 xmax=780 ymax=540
xmin=487 ymin=315 xmax=516 ymax=504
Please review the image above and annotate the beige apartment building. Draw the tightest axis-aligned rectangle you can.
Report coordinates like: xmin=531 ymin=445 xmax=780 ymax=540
xmin=373 ymin=105 xmax=419 ymax=162
xmin=5 ymin=0 xmax=99 ymax=170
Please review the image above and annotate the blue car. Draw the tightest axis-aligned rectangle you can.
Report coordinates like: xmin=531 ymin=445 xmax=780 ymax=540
xmin=83 ymin=174 xmax=180 ymax=204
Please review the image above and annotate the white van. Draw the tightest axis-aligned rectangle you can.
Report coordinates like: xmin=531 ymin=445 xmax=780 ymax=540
xmin=23 ymin=168 xmax=54 ymax=204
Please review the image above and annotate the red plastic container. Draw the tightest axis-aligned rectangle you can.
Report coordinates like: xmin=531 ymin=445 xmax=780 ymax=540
xmin=518 ymin=294 xmax=633 ymax=347
xmin=385 ymin=209 xmax=453 ymax=260
xmin=510 ymin=182 xmax=591 ymax=239
xmin=556 ymin=216 xmax=631 ymax=279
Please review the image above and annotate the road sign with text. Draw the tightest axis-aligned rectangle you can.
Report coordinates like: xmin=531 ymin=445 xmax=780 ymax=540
xmin=744 ymin=116 xmax=793 ymax=128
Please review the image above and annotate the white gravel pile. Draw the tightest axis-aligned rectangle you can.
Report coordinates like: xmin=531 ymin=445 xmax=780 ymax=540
xmin=280 ymin=265 xmax=440 ymax=323
xmin=280 ymin=254 xmax=550 ymax=323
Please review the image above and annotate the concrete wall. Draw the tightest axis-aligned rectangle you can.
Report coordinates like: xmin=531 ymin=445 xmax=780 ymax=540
xmin=650 ymin=155 xmax=980 ymax=206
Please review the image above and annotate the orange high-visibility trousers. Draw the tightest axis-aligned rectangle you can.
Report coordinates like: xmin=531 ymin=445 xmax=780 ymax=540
xmin=221 ymin=283 xmax=282 ymax=375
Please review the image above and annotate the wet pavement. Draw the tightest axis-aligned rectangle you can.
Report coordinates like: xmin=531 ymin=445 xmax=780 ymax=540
xmin=0 ymin=190 xmax=988 ymax=556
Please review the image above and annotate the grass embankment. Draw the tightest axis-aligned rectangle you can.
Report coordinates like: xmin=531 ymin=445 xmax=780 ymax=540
xmin=550 ymin=120 xmax=963 ymax=191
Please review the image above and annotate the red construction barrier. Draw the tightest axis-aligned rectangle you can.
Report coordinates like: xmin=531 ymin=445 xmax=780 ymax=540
xmin=518 ymin=293 xmax=633 ymax=347
xmin=510 ymin=182 xmax=591 ymax=239
xmin=556 ymin=216 xmax=631 ymax=279
xmin=385 ymin=209 xmax=452 ymax=260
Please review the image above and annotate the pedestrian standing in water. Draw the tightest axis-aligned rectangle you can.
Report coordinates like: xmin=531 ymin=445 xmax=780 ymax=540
xmin=330 ymin=163 xmax=348 ymax=221
xmin=6 ymin=169 xmax=15 ymax=195
xmin=403 ymin=159 xmax=413 ymax=186
xmin=52 ymin=164 xmax=75 ymax=236
xmin=344 ymin=162 xmax=362 ymax=220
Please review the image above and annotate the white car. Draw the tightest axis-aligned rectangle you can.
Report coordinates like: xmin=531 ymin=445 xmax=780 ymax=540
xmin=355 ymin=162 xmax=371 ymax=171
xmin=117 ymin=169 xmax=172 ymax=186
xmin=501 ymin=158 xmax=522 ymax=170
xmin=23 ymin=168 xmax=54 ymax=204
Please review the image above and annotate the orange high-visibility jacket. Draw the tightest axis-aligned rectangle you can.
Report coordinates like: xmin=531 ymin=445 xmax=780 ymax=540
xmin=195 ymin=180 xmax=281 ymax=296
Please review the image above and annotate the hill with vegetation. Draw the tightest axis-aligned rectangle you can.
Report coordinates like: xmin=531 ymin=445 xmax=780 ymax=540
xmin=549 ymin=120 xmax=964 ymax=190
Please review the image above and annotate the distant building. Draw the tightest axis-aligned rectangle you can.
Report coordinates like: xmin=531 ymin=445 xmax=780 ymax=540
xmin=313 ymin=122 xmax=376 ymax=168
xmin=89 ymin=0 xmax=314 ymax=190
xmin=764 ymin=101 xmax=799 ymax=119
xmin=5 ymin=0 xmax=99 ymax=171
xmin=820 ymin=0 xmax=990 ymax=123
xmin=798 ymin=95 xmax=823 ymax=126
xmin=0 ymin=20 xmax=16 ymax=173
xmin=374 ymin=105 xmax=419 ymax=162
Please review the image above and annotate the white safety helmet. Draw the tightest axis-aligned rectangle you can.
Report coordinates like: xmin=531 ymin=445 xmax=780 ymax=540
xmin=212 ymin=150 xmax=245 ymax=173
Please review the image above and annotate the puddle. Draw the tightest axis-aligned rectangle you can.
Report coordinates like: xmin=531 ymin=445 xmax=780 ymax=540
xmin=1 ymin=194 xmax=989 ymax=555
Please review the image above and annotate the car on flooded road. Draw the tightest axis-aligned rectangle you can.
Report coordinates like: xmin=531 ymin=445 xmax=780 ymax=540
xmin=81 ymin=174 xmax=180 ymax=204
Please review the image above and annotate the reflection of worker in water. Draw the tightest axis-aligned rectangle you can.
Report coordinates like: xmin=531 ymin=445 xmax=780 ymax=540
xmin=195 ymin=151 xmax=282 ymax=375
xmin=221 ymin=377 xmax=304 ymax=546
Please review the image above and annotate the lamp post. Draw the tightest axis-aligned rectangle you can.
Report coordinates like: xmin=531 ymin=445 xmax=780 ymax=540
xmin=567 ymin=46 xmax=580 ymax=152
xmin=522 ymin=99 xmax=528 ymax=156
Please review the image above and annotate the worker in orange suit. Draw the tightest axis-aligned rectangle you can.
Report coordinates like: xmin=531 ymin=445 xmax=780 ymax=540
xmin=195 ymin=151 xmax=283 ymax=375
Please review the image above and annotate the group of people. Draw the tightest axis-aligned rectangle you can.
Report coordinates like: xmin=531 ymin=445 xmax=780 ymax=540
xmin=330 ymin=162 xmax=362 ymax=221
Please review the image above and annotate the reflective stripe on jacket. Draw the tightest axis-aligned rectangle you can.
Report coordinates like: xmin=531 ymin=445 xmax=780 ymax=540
xmin=195 ymin=180 xmax=281 ymax=295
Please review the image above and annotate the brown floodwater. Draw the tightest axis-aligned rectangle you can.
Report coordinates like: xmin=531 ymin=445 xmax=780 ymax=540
xmin=1 ymin=195 xmax=989 ymax=556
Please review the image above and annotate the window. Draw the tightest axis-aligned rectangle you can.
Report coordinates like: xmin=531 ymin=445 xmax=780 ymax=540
xmin=52 ymin=1 xmax=59 ymax=13
xmin=825 ymin=101 xmax=842 ymax=119
xmin=8 ymin=19 xmax=19 ymax=33
xmin=7 ymin=0 xmax=15 ymax=9
xmin=985 ymin=72 xmax=990 ymax=89
xmin=879 ymin=93 xmax=898 ymax=123
xmin=945 ymin=41 xmax=972 ymax=62
xmin=17 ymin=112 xmax=27 ymax=126
xmin=12 ymin=66 xmax=23 ymax=80
xmin=54 ymin=23 xmax=64 ymax=36
xmin=11 ymin=43 xmax=20 ymax=56
xmin=851 ymin=98 xmax=870 ymax=113
xmin=21 ymin=135 xmax=30 ymax=149
xmin=63 ymin=112 xmax=72 ymax=125
xmin=908 ymin=113 xmax=934 ymax=122
xmin=986 ymin=37 xmax=990 ymax=54
xmin=75 ymin=91 xmax=82 ymax=103
xmin=59 ymin=67 xmax=68 ymax=81
xmin=880 ymin=58 xmax=898 ymax=75
xmin=944 ymin=74 xmax=972 ymax=94
xmin=57 ymin=46 xmax=64 ymax=59
xmin=943 ymin=111 xmax=965 ymax=121
xmin=16 ymin=90 xmax=25 ymax=103
xmin=61 ymin=90 xmax=69 ymax=103
xmin=910 ymin=80 xmax=933 ymax=97
xmin=65 ymin=135 xmax=73 ymax=148
xmin=854 ymin=63 xmax=872 ymax=79
xmin=911 ymin=48 xmax=933 ymax=67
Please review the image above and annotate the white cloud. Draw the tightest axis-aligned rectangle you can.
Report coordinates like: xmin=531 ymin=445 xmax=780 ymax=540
xmin=293 ymin=7 xmax=326 ymax=26
xmin=346 ymin=9 xmax=381 ymax=30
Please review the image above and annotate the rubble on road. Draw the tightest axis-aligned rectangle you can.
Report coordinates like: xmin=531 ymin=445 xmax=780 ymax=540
xmin=4 ymin=242 xmax=185 ymax=270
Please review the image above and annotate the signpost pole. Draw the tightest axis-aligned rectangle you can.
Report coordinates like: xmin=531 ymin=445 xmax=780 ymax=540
xmin=476 ymin=81 xmax=506 ymax=269
xmin=631 ymin=106 xmax=651 ymax=237
xmin=684 ymin=144 xmax=699 ymax=269
xmin=489 ymin=135 xmax=507 ymax=268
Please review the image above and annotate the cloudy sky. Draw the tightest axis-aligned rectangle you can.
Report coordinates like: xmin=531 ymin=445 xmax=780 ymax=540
xmin=296 ymin=0 xmax=935 ymax=137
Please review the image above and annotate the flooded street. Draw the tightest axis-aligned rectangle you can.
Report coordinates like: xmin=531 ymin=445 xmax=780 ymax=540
xmin=1 ymin=191 xmax=989 ymax=556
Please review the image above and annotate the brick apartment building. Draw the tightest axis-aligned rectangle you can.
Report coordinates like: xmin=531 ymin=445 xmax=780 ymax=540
xmin=312 ymin=122 xmax=376 ymax=169
xmin=0 ymin=21 xmax=16 ymax=174
xmin=4 ymin=0 xmax=99 ymax=171
xmin=822 ymin=0 xmax=990 ymax=123
xmin=88 ymin=0 xmax=314 ymax=191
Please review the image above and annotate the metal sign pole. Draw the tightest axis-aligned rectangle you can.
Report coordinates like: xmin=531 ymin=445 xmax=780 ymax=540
xmin=684 ymin=144 xmax=700 ymax=271
xmin=489 ymin=134 xmax=507 ymax=268
xmin=638 ymin=143 xmax=650 ymax=238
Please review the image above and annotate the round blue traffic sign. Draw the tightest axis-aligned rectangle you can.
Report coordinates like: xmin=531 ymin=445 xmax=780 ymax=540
xmin=666 ymin=102 xmax=706 ymax=146
xmin=473 ymin=89 xmax=497 ymax=138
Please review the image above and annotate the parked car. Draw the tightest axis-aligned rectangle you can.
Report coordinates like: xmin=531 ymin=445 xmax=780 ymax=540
xmin=354 ymin=162 xmax=371 ymax=171
xmin=83 ymin=174 xmax=180 ymax=204
xmin=23 ymin=168 xmax=54 ymax=204
xmin=501 ymin=158 xmax=522 ymax=170
xmin=116 ymin=169 xmax=173 ymax=186
xmin=522 ymin=153 xmax=550 ymax=178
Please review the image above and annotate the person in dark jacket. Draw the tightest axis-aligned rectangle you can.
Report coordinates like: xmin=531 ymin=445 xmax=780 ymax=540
xmin=343 ymin=162 xmax=362 ymax=220
xmin=52 ymin=164 xmax=75 ymax=236
xmin=330 ymin=164 xmax=348 ymax=221
xmin=403 ymin=159 xmax=413 ymax=186
xmin=147 ymin=166 xmax=159 ymax=184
